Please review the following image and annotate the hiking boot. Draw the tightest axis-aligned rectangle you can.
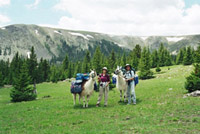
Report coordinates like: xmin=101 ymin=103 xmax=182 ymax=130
xmin=133 ymin=102 xmax=136 ymax=105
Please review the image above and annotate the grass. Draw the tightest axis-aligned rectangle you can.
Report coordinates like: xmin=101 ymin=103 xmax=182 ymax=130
xmin=0 ymin=65 xmax=200 ymax=134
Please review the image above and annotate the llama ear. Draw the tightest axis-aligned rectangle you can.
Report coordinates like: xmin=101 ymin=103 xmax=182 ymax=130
xmin=90 ymin=69 xmax=92 ymax=72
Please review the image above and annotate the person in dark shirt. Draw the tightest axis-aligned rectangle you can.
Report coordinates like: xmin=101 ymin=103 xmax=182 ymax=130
xmin=96 ymin=67 xmax=110 ymax=107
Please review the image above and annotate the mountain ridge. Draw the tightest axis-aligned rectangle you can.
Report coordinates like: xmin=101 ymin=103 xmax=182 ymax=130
xmin=0 ymin=24 xmax=199 ymax=62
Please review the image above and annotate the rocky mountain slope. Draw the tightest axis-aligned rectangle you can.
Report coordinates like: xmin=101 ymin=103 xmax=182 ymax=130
xmin=0 ymin=24 xmax=199 ymax=62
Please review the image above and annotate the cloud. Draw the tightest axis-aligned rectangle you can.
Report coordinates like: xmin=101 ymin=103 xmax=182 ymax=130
xmin=0 ymin=14 xmax=10 ymax=24
xmin=53 ymin=0 xmax=200 ymax=36
xmin=0 ymin=0 xmax=10 ymax=7
xmin=26 ymin=0 xmax=41 ymax=9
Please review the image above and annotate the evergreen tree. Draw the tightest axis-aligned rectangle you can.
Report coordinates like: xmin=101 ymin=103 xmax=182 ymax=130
xmin=74 ymin=61 xmax=82 ymax=77
xmin=139 ymin=47 xmax=153 ymax=79
xmin=27 ymin=47 xmax=38 ymax=93
xmin=109 ymin=50 xmax=116 ymax=71
xmin=183 ymin=46 xmax=193 ymax=65
xmin=67 ymin=62 xmax=73 ymax=78
xmin=158 ymin=43 xmax=166 ymax=67
xmin=151 ymin=50 xmax=159 ymax=68
xmin=10 ymin=62 xmax=36 ymax=102
xmin=0 ymin=72 xmax=4 ymax=87
xmin=134 ymin=44 xmax=142 ymax=58
xmin=185 ymin=64 xmax=200 ymax=92
xmin=120 ymin=53 xmax=126 ymax=67
xmin=63 ymin=54 xmax=69 ymax=71
xmin=92 ymin=46 xmax=102 ymax=74
xmin=195 ymin=45 xmax=200 ymax=63
xmin=10 ymin=52 xmax=22 ymax=84
xmin=50 ymin=65 xmax=59 ymax=83
xmin=82 ymin=51 xmax=91 ymax=73
xmin=165 ymin=51 xmax=172 ymax=66
xmin=176 ymin=48 xmax=184 ymax=64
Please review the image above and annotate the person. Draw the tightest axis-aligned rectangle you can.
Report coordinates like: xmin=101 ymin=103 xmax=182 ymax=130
xmin=96 ymin=67 xmax=110 ymax=107
xmin=124 ymin=64 xmax=136 ymax=105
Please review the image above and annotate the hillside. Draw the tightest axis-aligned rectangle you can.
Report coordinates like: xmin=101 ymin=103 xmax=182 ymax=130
xmin=0 ymin=65 xmax=199 ymax=133
xmin=0 ymin=24 xmax=200 ymax=62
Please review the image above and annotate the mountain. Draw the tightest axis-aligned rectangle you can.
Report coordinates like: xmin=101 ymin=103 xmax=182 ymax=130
xmin=0 ymin=24 xmax=200 ymax=62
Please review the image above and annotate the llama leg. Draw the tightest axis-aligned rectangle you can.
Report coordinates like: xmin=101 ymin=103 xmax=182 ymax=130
xmin=82 ymin=96 xmax=86 ymax=108
xmin=120 ymin=90 xmax=122 ymax=102
xmin=78 ymin=94 xmax=81 ymax=104
xmin=73 ymin=94 xmax=76 ymax=105
xmin=86 ymin=95 xmax=90 ymax=108
xmin=124 ymin=90 xmax=127 ymax=102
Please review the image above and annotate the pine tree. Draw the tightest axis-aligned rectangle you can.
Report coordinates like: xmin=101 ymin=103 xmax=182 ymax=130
xmin=185 ymin=64 xmax=200 ymax=92
xmin=120 ymin=53 xmax=126 ymax=67
xmin=183 ymin=46 xmax=193 ymax=65
xmin=67 ymin=62 xmax=73 ymax=78
xmin=134 ymin=44 xmax=142 ymax=59
xmin=151 ymin=50 xmax=159 ymax=68
xmin=195 ymin=45 xmax=200 ymax=63
xmin=165 ymin=51 xmax=172 ymax=66
xmin=139 ymin=47 xmax=153 ymax=79
xmin=10 ymin=62 xmax=36 ymax=102
xmin=92 ymin=46 xmax=102 ymax=74
xmin=82 ymin=51 xmax=91 ymax=73
xmin=158 ymin=43 xmax=166 ymax=66
xmin=108 ymin=50 xmax=116 ymax=71
xmin=50 ymin=65 xmax=59 ymax=83
xmin=74 ymin=61 xmax=82 ymax=77
xmin=10 ymin=52 xmax=22 ymax=84
xmin=27 ymin=46 xmax=38 ymax=93
xmin=63 ymin=54 xmax=69 ymax=71
xmin=176 ymin=48 xmax=184 ymax=64
xmin=0 ymin=72 xmax=4 ymax=87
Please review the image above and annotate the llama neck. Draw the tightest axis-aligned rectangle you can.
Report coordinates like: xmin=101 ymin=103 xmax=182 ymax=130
xmin=85 ymin=77 xmax=95 ymax=90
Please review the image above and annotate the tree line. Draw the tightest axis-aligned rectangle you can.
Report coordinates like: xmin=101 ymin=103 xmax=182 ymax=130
xmin=0 ymin=44 xmax=200 ymax=102
xmin=0 ymin=43 xmax=200 ymax=86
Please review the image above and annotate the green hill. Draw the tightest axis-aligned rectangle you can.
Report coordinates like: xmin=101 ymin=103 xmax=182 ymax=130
xmin=0 ymin=65 xmax=199 ymax=134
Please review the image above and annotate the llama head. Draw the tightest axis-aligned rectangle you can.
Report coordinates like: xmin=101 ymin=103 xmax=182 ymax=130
xmin=115 ymin=66 xmax=122 ymax=75
xmin=90 ymin=69 xmax=97 ymax=78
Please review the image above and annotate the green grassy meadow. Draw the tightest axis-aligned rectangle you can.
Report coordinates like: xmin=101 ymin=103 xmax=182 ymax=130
xmin=0 ymin=65 xmax=199 ymax=134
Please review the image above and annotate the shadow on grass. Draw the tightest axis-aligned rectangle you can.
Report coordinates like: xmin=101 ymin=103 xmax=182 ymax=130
xmin=118 ymin=98 xmax=142 ymax=105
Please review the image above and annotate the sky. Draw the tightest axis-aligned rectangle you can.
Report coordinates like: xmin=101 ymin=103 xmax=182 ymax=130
xmin=0 ymin=0 xmax=200 ymax=36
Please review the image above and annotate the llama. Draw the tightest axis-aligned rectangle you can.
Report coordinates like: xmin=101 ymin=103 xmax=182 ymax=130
xmin=114 ymin=66 xmax=128 ymax=102
xmin=72 ymin=70 xmax=97 ymax=108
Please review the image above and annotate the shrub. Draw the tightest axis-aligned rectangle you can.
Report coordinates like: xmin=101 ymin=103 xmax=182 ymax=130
xmin=156 ymin=65 xmax=161 ymax=72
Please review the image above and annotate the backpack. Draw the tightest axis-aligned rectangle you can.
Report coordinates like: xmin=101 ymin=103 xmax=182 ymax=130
xmin=112 ymin=75 xmax=117 ymax=84
xmin=124 ymin=68 xmax=139 ymax=86
xmin=76 ymin=73 xmax=90 ymax=82
xmin=70 ymin=81 xmax=82 ymax=93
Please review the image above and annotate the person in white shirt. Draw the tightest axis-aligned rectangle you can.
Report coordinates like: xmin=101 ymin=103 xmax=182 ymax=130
xmin=124 ymin=64 xmax=136 ymax=105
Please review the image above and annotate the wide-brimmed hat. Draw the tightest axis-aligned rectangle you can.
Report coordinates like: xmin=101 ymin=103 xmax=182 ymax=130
xmin=102 ymin=67 xmax=108 ymax=71
xmin=125 ymin=64 xmax=131 ymax=69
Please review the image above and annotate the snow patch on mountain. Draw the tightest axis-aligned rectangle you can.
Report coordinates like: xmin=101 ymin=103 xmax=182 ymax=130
xmin=35 ymin=30 xmax=39 ymax=35
xmin=27 ymin=52 xmax=31 ymax=59
xmin=140 ymin=36 xmax=148 ymax=40
xmin=1 ymin=27 xmax=6 ymax=30
xmin=166 ymin=37 xmax=184 ymax=42
xmin=54 ymin=30 xmax=63 ymax=35
xmin=68 ymin=32 xmax=89 ymax=40
xmin=171 ymin=50 xmax=178 ymax=55
xmin=86 ymin=34 xmax=94 ymax=39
